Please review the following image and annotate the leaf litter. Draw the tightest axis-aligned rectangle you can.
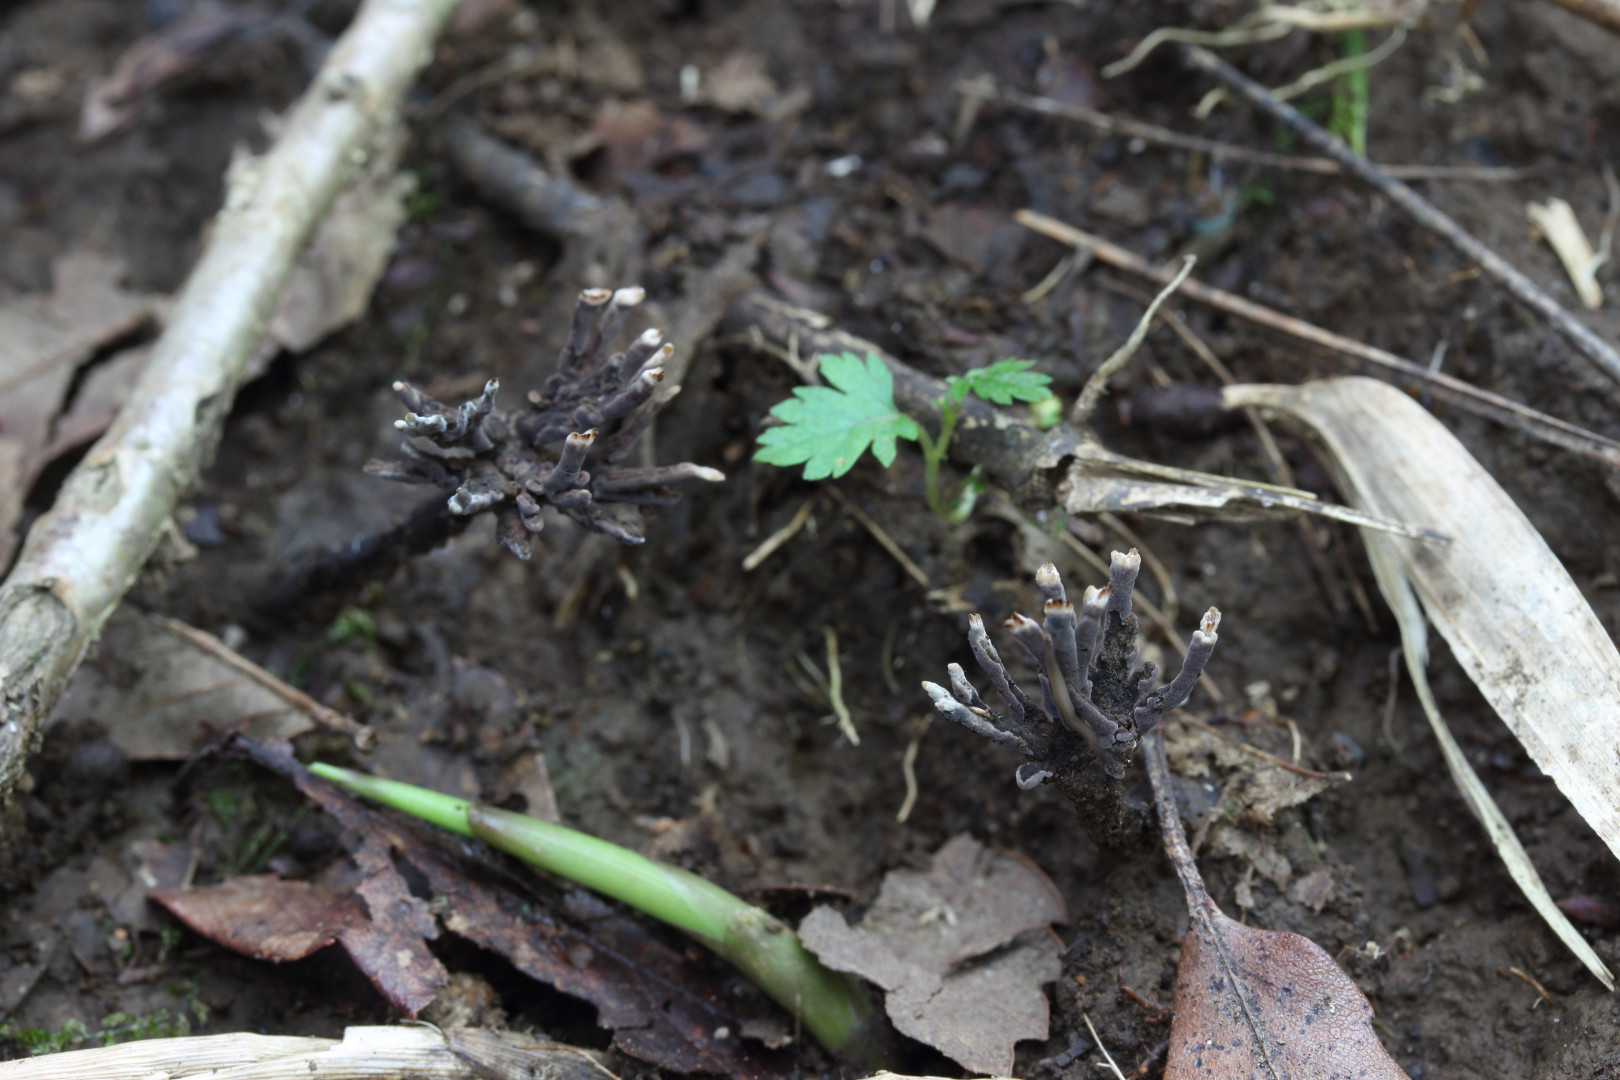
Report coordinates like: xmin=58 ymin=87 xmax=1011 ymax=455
xmin=157 ymin=737 xmax=786 ymax=1080
xmin=798 ymin=834 xmax=1067 ymax=1076
xmin=1227 ymin=376 xmax=1617 ymax=989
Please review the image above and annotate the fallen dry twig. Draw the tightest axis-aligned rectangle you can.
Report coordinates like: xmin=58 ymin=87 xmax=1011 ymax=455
xmin=1016 ymin=209 xmax=1620 ymax=470
xmin=1072 ymin=255 xmax=1196 ymax=423
xmin=1180 ymin=44 xmax=1620 ymax=387
xmin=0 ymin=0 xmax=461 ymax=844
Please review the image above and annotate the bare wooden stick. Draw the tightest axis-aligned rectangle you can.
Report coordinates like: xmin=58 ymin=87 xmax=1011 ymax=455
xmin=0 ymin=0 xmax=459 ymax=829
xmin=1016 ymin=209 xmax=1620 ymax=470
xmin=1179 ymin=44 xmax=1620 ymax=387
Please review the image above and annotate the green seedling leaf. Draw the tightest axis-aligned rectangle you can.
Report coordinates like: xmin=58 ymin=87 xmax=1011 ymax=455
xmin=947 ymin=358 xmax=1053 ymax=406
xmin=754 ymin=352 xmax=920 ymax=480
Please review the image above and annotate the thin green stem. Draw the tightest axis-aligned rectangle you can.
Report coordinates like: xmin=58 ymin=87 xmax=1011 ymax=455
xmin=1331 ymin=29 xmax=1369 ymax=156
xmin=308 ymin=763 xmax=877 ymax=1057
xmin=919 ymin=394 xmax=967 ymax=522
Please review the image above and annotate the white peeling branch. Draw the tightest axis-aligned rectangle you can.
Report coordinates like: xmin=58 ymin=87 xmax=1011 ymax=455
xmin=0 ymin=0 xmax=459 ymax=821
xmin=0 ymin=1026 xmax=620 ymax=1080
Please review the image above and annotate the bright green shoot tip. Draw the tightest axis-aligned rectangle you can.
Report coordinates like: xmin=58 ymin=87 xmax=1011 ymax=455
xmin=308 ymin=763 xmax=878 ymax=1059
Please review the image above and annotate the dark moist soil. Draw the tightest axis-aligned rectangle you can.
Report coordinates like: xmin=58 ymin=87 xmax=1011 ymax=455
xmin=5 ymin=0 xmax=1620 ymax=1076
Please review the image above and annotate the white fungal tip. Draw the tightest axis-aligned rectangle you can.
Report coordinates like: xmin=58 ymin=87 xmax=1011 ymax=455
xmin=613 ymin=286 xmax=646 ymax=305
xmin=391 ymin=380 xmax=406 ymax=391
xmin=638 ymin=328 xmax=664 ymax=345
xmin=694 ymin=466 xmax=725 ymax=482
xmin=581 ymin=288 xmax=612 ymax=304
xmin=1200 ymin=607 xmax=1222 ymax=635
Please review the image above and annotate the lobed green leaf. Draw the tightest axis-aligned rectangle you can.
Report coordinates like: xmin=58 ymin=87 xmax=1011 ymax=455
xmin=949 ymin=358 xmax=1053 ymax=406
xmin=754 ymin=352 xmax=920 ymax=480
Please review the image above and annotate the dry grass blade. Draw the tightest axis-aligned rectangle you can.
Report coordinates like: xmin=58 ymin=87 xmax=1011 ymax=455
xmin=1226 ymin=376 xmax=1618 ymax=990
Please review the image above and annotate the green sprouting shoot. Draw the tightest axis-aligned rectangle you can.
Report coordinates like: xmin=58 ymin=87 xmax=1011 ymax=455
xmin=919 ymin=359 xmax=1053 ymax=522
xmin=308 ymin=764 xmax=877 ymax=1058
xmin=754 ymin=352 xmax=1053 ymax=523
xmin=1331 ymin=29 xmax=1370 ymax=157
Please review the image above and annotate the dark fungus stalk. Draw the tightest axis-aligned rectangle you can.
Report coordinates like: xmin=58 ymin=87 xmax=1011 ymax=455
xmin=366 ymin=286 xmax=724 ymax=560
xmin=922 ymin=553 xmax=1220 ymax=847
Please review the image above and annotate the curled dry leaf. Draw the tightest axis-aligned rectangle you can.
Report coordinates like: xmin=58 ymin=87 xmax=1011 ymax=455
xmin=1144 ymin=733 xmax=1405 ymax=1080
xmin=798 ymin=835 xmax=1066 ymax=1076
xmin=1526 ymin=197 xmax=1603 ymax=310
xmin=1225 ymin=376 xmax=1617 ymax=990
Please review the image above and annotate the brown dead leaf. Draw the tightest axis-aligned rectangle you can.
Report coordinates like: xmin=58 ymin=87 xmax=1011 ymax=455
xmin=0 ymin=251 xmax=161 ymax=562
xmin=50 ymin=609 xmax=315 ymax=760
xmin=799 ymin=835 xmax=1067 ymax=1075
xmin=151 ymin=873 xmax=449 ymax=1016
xmin=1144 ymin=734 xmax=1403 ymax=1080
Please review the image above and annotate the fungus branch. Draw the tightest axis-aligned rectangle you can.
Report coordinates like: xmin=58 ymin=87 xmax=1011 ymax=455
xmin=922 ymin=556 xmax=1221 ymax=846
xmin=368 ymin=287 xmax=724 ymax=560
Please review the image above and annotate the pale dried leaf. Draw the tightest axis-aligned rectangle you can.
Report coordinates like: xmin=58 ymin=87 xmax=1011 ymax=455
xmin=1225 ymin=376 xmax=1617 ymax=990
xmin=798 ymin=835 xmax=1066 ymax=1075
xmin=50 ymin=609 xmax=314 ymax=760
xmin=698 ymin=52 xmax=778 ymax=115
xmin=270 ymin=132 xmax=413 ymax=353
xmin=1526 ymin=197 xmax=1602 ymax=310
xmin=0 ymin=252 xmax=161 ymax=561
